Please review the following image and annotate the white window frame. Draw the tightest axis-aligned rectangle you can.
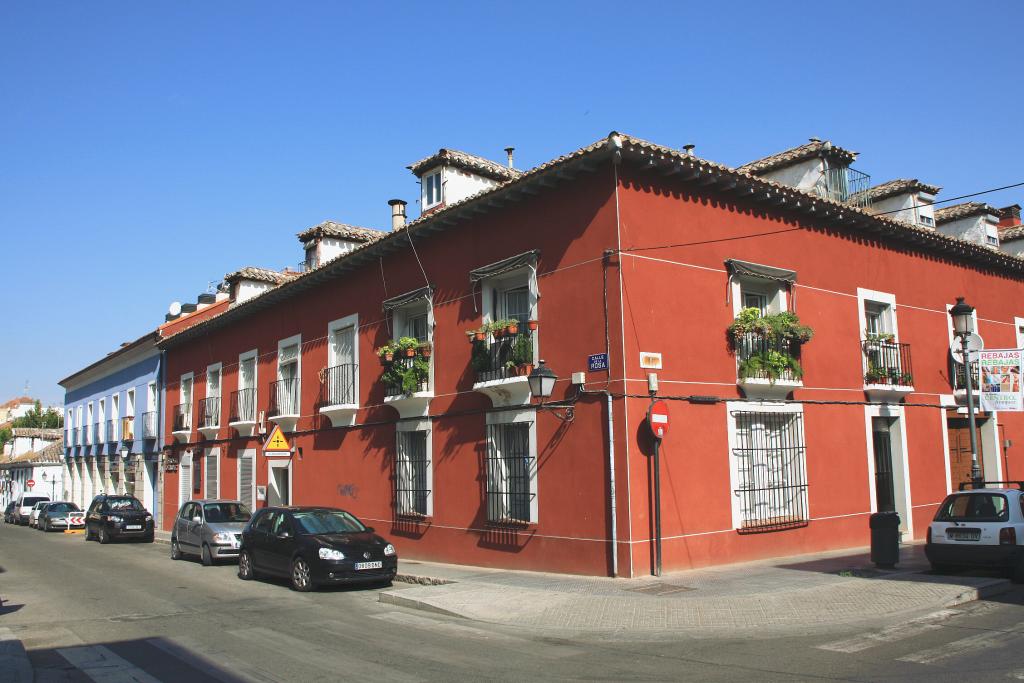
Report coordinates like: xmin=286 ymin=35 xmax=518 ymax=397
xmin=205 ymin=362 xmax=223 ymax=427
xmin=484 ymin=409 xmax=538 ymax=524
xmin=237 ymin=448 xmax=256 ymax=509
xmin=395 ymin=419 xmax=433 ymax=517
xmin=126 ymin=388 xmax=136 ymax=418
xmin=725 ymin=401 xmax=808 ymax=531
xmin=422 ymin=170 xmax=443 ymax=209
xmin=77 ymin=405 xmax=84 ymax=444
xmin=268 ymin=459 xmax=293 ymax=506
xmin=276 ymin=334 xmax=302 ymax=416
xmin=179 ymin=372 xmax=194 ymax=431
xmin=731 ymin=277 xmax=788 ymax=317
xmin=327 ymin=314 xmax=359 ymax=407
xmin=392 ymin=299 xmax=434 ymax=393
xmin=863 ymin=404 xmax=913 ymax=537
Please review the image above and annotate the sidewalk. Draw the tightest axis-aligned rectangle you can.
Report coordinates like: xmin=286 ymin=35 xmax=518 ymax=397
xmin=381 ymin=544 xmax=1015 ymax=636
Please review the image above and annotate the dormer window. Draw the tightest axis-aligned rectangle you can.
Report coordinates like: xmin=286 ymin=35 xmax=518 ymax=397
xmin=919 ymin=215 xmax=934 ymax=227
xmin=423 ymin=171 xmax=442 ymax=209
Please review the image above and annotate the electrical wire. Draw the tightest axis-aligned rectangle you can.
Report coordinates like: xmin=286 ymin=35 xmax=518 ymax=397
xmin=872 ymin=181 xmax=1024 ymax=217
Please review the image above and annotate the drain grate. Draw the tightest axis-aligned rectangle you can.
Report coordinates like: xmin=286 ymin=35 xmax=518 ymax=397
xmin=626 ymin=582 xmax=695 ymax=596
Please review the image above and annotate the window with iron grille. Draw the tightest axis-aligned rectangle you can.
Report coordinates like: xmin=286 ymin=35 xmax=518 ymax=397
xmin=485 ymin=422 xmax=535 ymax=524
xmin=395 ymin=431 xmax=430 ymax=517
xmin=732 ymin=411 xmax=808 ymax=532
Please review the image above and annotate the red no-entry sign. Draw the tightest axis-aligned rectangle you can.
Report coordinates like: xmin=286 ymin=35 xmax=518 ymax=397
xmin=647 ymin=401 xmax=669 ymax=439
xmin=26 ymin=479 xmax=35 ymax=489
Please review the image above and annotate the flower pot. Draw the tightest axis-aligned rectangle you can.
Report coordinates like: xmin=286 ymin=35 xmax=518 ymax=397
xmin=493 ymin=329 xmax=504 ymax=339
xmin=527 ymin=320 xmax=539 ymax=331
xmin=474 ymin=331 xmax=486 ymax=342
xmin=382 ymin=353 xmax=394 ymax=364
xmin=518 ymin=363 xmax=534 ymax=376
xmin=421 ymin=348 xmax=432 ymax=358
xmin=506 ymin=324 xmax=519 ymax=335
xmin=405 ymin=348 xmax=416 ymax=358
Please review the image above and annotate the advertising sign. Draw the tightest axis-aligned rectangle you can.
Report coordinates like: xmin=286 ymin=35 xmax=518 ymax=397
xmin=979 ymin=349 xmax=1024 ymax=412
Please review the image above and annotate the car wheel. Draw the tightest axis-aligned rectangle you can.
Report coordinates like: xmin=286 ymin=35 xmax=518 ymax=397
xmin=43 ymin=520 xmax=49 ymax=532
xmin=201 ymin=544 xmax=213 ymax=567
xmin=290 ymin=557 xmax=314 ymax=592
xmin=238 ymin=550 xmax=255 ymax=581
xmin=84 ymin=524 xmax=93 ymax=541
xmin=171 ymin=538 xmax=182 ymax=560
xmin=98 ymin=527 xmax=109 ymax=544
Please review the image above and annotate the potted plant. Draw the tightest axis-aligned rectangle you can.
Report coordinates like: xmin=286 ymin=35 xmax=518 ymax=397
xmin=527 ymin=319 xmax=539 ymax=332
xmin=377 ymin=342 xmax=397 ymax=364
xmin=511 ymin=331 xmax=534 ymax=375
xmin=865 ymin=367 xmax=884 ymax=384
xmin=398 ymin=336 xmax=419 ymax=358
xmin=899 ymin=372 xmax=914 ymax=385
xmin=474 ymin=327 xmax=486 ymax=342
xmin=466 ymin=330 xmax=477 ymax=344
xmin=491 ymin=320 xmax=505 ymax=339
xmin=419 ymin=342 xmax=432 ymax=358
xmin=506 ymin=319 xmax=519 ymax=336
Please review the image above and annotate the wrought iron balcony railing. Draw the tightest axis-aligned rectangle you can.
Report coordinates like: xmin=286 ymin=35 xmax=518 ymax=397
xmin=230 ymin=388 xmax=256 ymax=423
xmin=816 ymin=166 xmax=871 ymax=209
xmin=322 ymin=364 xmax=357 ymax=406
xmin=384 ymin=357 xmax=429 ymax=398
xmin=173 ymin=404 xmax=191 ymax=433
xmin=473 ymin=330 xmax=534 ymax=384
xmin=142 ymin=411 xmax=158 ymax=439
xmin=735 ymin=332 xmax=803 ymax=383
xmin=199 ymin=396 xmax=221 ymax=429
xmin=862 ymin=340 xmax=914 ymax=386
xmin=268 ymin=379 xmax=300 ymax=417
xmin=953 ymin=360 xmax=981 ymax=392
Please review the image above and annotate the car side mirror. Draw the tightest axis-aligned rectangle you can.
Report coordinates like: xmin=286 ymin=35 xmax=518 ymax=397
xmin=364 ymin=527 xmax=375 ymax=534
xmin=277 ymin=530 xmax=291 ymax=539
xmin=192 ymin=516 xmax=202 ymax=524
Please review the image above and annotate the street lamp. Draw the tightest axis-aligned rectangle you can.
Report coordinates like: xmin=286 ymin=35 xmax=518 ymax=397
xmin=949 ymin=297 xmax=982 ymax=488
xmin=527 ymin=360 xmax=557 ymax=400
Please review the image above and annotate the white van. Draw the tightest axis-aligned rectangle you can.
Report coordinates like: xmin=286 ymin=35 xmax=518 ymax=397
xmin=13 ymin=493 xmax=50 ymax=526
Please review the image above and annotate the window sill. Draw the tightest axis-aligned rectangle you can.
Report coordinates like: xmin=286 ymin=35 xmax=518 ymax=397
xmin=485 ymin=517 xmax=535 ymax=530
xmin=228 ymin=419 xmax=257 ymax=437
xmin=383 ymin=391 xmax=432 ymax=419
xmin=198 ymin=425 xmax=220 ymax=439
xmin=863 ymin=384 xmax=915 ymax=401
xmin=737 ymin=377 xmax=802 ymax=399
xmin=171 ymin=429 xmax=192 ymax=444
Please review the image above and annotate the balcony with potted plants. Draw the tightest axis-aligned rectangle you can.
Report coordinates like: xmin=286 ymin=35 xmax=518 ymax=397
xmin=862 ymin=333 xmax=914 ymax=399
xmin=729 ymin=308 xmax=812 ymax=399
xmin=198 ymin=396 xmax=221 ymax=439
xmin=379 ymin=337 xmax=432 ymax=418
xmin=319 ymin=363 xmax=358 ymax=427
xmin=471 ymin=318 xmax=538 ymax=407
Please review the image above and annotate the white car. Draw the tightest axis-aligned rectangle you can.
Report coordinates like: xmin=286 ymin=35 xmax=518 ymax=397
xmin=926 ymin=483 xmax=1024 ymax=581
xmin=28 ymin=501 xmax=49 ymax=528
xmin=13 ymin=494 xmax=50 ymax=526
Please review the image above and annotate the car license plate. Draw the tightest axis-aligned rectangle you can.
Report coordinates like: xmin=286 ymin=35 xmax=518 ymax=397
xmin=947 ymin=529 xmax=980 ymax=541
xmin=126 ymin=524 xmax=142 ymax=530
xmin=355 ymin=561 xmax=383 ymax=570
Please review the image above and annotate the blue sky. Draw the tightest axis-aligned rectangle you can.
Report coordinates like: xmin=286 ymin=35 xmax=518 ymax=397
xmin=2 ymin=1 xmax=1021 ymax=406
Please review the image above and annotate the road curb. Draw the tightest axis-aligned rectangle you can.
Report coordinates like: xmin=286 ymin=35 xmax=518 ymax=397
xmin=0 ymin=628 xmax=33 ymax=683
xmin=394 ymin=573 xmax=454 ymax=586
xmin=943 ymin=577 xmax=1014 ymax=607
xmin=378 ymin=590 xmax=465 ymax=618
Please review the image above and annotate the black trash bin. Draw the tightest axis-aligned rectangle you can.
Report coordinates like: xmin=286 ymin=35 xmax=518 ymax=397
xmin=870 ymin=511 xmax=901 ymax=568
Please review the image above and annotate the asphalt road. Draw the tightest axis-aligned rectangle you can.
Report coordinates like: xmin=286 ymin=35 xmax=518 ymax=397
xmin=4 ymin=522 xmax=1024 ymax=682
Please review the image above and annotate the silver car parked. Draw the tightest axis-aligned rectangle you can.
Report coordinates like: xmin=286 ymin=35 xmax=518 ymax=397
xmin=171 ymin=500 xmax=252 ymax=566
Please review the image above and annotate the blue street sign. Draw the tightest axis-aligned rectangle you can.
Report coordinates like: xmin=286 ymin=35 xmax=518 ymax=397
xmin=588 ymin=353 xmax=609 ymax=372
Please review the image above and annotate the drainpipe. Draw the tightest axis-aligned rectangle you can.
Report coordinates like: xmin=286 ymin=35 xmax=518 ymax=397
xmin=606 ymin=391 xmax=618 ymax=577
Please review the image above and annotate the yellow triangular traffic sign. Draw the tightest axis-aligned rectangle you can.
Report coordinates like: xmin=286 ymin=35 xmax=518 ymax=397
xmin=264 ymin=424 xmax=291 ymax=452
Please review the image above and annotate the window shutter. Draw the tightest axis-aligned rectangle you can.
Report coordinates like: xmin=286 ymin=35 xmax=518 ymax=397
xmin=178 ymin=453 xmax=192 ymax=508
xmin=239 ymin=452 xmax=254 ymax=509
xmin=206 ymin=452 xmax=218 ymax=499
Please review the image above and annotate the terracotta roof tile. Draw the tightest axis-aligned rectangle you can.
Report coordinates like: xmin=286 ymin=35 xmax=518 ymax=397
xmin=0 ymin=396 xmax=33 ymax=409
xmin=408 ymin=148 xmax=522 ymax=182
xmin=935 ymin=202 xmax=999 ymax=224
xmin=738 ymin=139 xmax=857 ymax=175
xmin=11 ymin=428 xmax=62 ymax=439
xmin=999 ymin=225 xmax=1024 ymax=242
xmin=223 ymin=266 xmax=298 ymax=285
xmin=296 ymin=221 xmax=386 ymax=244
xmin=861 ymin=179 xmax=942 ymax=203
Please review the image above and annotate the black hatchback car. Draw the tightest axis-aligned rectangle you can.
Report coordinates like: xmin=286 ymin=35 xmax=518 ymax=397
xmin=237 ymin=506 xmax=397 ymax=591
xmin=85 ymin=494 xmax=154 ymax=543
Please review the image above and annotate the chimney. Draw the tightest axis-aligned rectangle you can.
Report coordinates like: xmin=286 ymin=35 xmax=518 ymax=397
xmin=809 ymin=137 xmax=822 ymax=144
xmin=683 ymin=144 xmax=695 ymax=156
xmin=504 ymin=147 xmax=515 ymax=168
xmin=998 ymin=204 xmax=1021 ymax=228
xmin=388 ymin=199 xmax=407 ymax=230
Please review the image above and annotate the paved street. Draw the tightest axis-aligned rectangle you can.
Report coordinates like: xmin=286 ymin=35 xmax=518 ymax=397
xmin=6 ymin=523 xmax=1024 ymax=682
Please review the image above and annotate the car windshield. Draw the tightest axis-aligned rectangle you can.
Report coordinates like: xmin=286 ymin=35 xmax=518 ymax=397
xmin=106 ymin=497 xmax=144 ymax=511
xmin=203 ymin=503 xmax=251 ymax=523
xmin=22 ymin=497 xmax=47 ymax=506
xmin=936 ymin=493 xmax=1010 ymax=523
xmin=292 ymin=510 xmax=366 ymax=535
xmin=48 ymin=503 xmax=78 ymax=513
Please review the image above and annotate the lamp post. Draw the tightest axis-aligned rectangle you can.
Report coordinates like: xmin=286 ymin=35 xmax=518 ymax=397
xmin=950 ymin=297 xmax=982 ymax=488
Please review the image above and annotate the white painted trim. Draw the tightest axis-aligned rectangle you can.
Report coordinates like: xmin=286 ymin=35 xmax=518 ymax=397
xmin=981 ymin=416 xmax=1003 ymax=481
xmin=485 ymin=409 xmax=539 ymax=524
xmin=268 ymin=459 xmax=293 ymax=506
xmin=863 ymin=404 xmax=914 ymax=537
xmin=857 ymin=288 xmax=899 ymax=340
xmin=205 ymin=447 xmax=221 ymax=499
xmin=725 ymin=401 xmax=806 ymax=531
xmin=276 ymin=334 xmax=302 ymax=416
xmin=730 ymin=277 xmax=788 ymax=318
xmin=939 ymin=407 xmax=953 ymax=495
xmin=205 ymin=362 xmax=223 ymax=428
xmin=178 ymin=451 xmax=193 ymax=510
xmin=237 ymin=448 xmax=256 ymax=509
xmin=327 ymin=313 xmax=359 ymax=405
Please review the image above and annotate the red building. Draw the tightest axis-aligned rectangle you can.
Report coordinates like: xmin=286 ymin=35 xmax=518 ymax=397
xmin=158 ymin=133 xmax=1024 ymax=577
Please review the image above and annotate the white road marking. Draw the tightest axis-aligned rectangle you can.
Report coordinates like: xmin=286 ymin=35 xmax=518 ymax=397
xmin=817 ymin=609 xmax=960 ymax=653
xmin=228 ymin=627 xmax=423 ymax=682
xmin=897 ymin=621 xmax=1024 ymax=665
xmin=148 ymin=636 xmax=279 ymax=683
xmin=1008 ymin=671 xmax=1024 ymax=680
xmin=58 ymin=645 xmax=162 ymax=683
